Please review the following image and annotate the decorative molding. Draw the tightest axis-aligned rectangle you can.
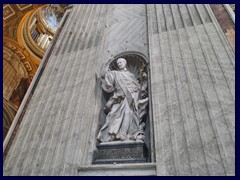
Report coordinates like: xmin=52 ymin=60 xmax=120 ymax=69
xmin=3 ymin=5 xmax=15 ymax=21
xmin=22 ymin=12 xmax=45 ymax=58
xmin=4 ymin=37 xmax=38 ymax=77
xmin=16 ymin=4 xmax=32 ymax=11
xmin=15 ymin=51 xmax=26 ymax=60
xmin=78 ymin=163 xmax=157 ymax=176
xmin=29 ymin=74 xmax=34 ymax=80
xmin=23 ymin=62 xmax=32 ymax=71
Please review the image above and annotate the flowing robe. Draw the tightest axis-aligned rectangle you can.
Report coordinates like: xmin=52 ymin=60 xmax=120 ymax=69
xmin=97 ymin=69 xmax=148 ymax=142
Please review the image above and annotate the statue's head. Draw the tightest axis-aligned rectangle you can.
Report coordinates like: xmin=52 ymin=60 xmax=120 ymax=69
xmin=117 ymin=58 xmax=127 ymax=70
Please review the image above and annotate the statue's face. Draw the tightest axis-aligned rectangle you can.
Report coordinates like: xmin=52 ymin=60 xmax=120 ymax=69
xmin=117 ymin=59 xmax=126 ymax=70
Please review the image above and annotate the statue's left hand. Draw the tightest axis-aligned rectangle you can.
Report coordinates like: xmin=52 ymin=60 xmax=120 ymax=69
xmin=141 ymin=90 xmax=147 ymax=99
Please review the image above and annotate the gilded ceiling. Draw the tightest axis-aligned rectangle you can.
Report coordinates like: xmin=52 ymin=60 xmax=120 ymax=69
xmin=3 ymin=4 xmax=68 ymax=139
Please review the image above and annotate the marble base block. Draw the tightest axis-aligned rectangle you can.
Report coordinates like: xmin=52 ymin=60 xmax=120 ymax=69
xmin=93 ymin=141 xmax=148 ymax=164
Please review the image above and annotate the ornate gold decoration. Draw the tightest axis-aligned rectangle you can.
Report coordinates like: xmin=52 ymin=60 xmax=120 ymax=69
xmin=16 ymin=4 xmax=32 ymax=11
xmin=3 ymin=5 xmax=15 ymax=20
xmin=4 ymin=37 xmax=38 ymax=79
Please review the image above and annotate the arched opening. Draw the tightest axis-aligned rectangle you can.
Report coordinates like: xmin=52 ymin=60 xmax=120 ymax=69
xmin=95 ymin=52 xmax=154 ymax=164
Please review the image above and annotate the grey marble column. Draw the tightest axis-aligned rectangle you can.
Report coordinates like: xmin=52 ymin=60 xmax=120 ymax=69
xmin=147 ymin=4 xmax=234 ymax=176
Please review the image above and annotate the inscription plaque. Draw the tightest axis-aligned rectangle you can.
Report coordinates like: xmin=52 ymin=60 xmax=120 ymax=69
xmin=93 ymin=141 xmax=148 ymax=164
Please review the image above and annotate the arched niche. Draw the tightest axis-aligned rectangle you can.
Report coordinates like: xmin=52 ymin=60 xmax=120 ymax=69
xmin=98 ymin=52 xmax=154 ymax=162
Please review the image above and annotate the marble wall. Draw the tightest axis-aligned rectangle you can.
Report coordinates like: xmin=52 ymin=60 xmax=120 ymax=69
xmin=4 ymin=4 xmax=235 ymax=176
xmin=147 ymin=4 xmax=235 ymax=175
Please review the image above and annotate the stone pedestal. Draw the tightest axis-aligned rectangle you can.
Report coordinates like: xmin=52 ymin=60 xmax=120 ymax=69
xmin=93 ymin=141 xmax=148 ymax=164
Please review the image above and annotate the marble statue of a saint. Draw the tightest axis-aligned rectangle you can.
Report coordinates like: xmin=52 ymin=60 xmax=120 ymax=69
xmin=97 ymin=58 xmax=148 ymax=142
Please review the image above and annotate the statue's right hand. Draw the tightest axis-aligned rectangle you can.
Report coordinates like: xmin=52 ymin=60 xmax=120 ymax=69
xmin=100 ymin=60 xmax=111 ymax=78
